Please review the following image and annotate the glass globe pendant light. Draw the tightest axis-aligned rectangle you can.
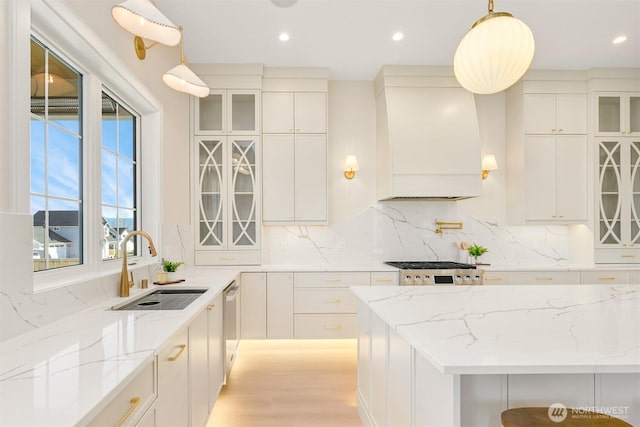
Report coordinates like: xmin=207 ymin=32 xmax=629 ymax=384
xmin=454 ymin=0 xmax=535 ymax=94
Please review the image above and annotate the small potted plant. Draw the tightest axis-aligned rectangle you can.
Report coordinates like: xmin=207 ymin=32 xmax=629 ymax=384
xmin=159 ymin=260 xmax=184 ymax=282
xmin=467 ymin=243 xmax=488 ymax=265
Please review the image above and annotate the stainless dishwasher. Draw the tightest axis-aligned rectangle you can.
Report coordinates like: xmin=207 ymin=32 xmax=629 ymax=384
xmin=223 ymin=280 xmax=240 ymax=382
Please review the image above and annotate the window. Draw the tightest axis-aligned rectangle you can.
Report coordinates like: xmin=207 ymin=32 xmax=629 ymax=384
xmin=30 ymin=37 xmax=83 ymax=272
xmin=101 ymin=92 xmax=139 ymax=260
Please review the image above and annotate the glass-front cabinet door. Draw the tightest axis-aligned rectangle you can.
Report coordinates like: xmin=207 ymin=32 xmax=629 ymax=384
xmin=227 ymin=90 xmax=259 ymax=135
xmin=597 ymin=138 xmax=640 ymax=249
xmin=195 ymin=91 xmax=225 ymax=135
xmin=196 ymin=137 xmax=226 ymax=249
xmin=228 ymin=137 xmax=259 ymax=249
xmin=596 ymin=93 xmax=640 ymax=136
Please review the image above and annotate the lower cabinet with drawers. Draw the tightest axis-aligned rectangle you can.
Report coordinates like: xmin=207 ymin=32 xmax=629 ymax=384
xmin=241 ymin=270 xmax=399 ymax=340
xmin=483 ymin=269 xmax=639 ymax=285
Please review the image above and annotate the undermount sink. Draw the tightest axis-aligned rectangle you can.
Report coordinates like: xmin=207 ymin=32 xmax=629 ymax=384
xmin=113 ymin=288 xmax=208 ymax=311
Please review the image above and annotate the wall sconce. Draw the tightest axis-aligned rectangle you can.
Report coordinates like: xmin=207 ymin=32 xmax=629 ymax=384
xmin=162 ymin=27 xmax=210 ymax=98
xmin=482 ymin=154 xmax=498 ymax=179
xmin=112 ymin=0 xmax=181 ymax=60
xmin=344 ymin=155 xmax=360 ymax=179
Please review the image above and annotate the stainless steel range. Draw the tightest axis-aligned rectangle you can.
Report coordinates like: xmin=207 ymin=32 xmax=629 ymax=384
xmin=385 ymin=261 xmax=484 ymax=286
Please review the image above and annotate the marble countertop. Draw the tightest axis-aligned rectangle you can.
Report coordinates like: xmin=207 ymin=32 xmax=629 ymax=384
xmin=352 ymin=284 xmax=640 ymax=375
xmin=0 ymin=269 xmax=240 ymax=427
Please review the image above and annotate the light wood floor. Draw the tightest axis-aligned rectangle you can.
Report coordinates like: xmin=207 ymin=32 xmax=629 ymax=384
xmin=207 ymin=339 xmax=362 ymax=427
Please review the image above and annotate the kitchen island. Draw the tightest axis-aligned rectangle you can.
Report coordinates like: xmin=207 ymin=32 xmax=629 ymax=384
xmin=352 ymin=284 xmax=640 ymax=427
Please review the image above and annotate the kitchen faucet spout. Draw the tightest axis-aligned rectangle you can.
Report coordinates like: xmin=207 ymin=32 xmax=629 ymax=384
xmin=119 ymin=230 xmax=158 ymax=297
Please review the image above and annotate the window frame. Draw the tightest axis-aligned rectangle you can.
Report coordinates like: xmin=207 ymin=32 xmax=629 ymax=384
xmin=28 ymin=1 xmax=163 ymax=292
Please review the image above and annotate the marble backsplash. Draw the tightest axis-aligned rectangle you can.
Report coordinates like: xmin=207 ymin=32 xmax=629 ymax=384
xmin=1 ymin=202 xmax=579 ymax=342
xmin=165 ymin=201 xmax=576 ymax=268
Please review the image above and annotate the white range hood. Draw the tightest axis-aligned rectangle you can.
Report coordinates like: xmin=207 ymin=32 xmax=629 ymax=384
xmin=375 ymin=66 xmax=482 ymax=201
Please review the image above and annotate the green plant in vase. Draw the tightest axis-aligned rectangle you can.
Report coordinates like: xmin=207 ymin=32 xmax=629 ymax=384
xmin=467 ymin=243 xmax=488 ymax=265
xmin=162 ymin=260 xmax=184 ymax=272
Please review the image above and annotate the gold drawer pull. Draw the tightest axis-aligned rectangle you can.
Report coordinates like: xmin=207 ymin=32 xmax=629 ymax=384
xmin=598 ymin=277 xmax=616 ymax=281
xmin=207 ymin=304 xmax=215 ymax=311
xmin=324 ymin=325 xmax=342 ymax=330
xmin=485 ymin=277 xmax=503 ymax=282
xmin=325 ymin=299 xmax=342 ymax=304
xmin=621 ymin=255 xmax=637 ymax=258
xmin=168 ymin=344 xmax=187 ymax=362
xmin=220 ymin=256 xmax=236 ymax=261
xmin=326 ymin=278 xmax=342 ymax=283
xmin=375 ymin=278 xmax=393 ymax=283
xmin=115 ymin=397 xmax=141 ymax=427
xmin=535 ymin=277 xmax=553 ymax=281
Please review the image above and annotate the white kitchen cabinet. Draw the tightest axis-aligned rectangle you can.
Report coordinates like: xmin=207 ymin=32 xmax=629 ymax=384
xmin=266 ymin=272 xmax=294 ymax=339
xmin=262 ymin=133 xmax=327 ymax=224
xmin=189 ymin=305 xmax=209 ymax=427
xmin=262 ymin=89 xmax=327 ymax=225
xmin=207 ymin=294 xmax=224 ymax=412
xmin=596 ymin=92 xmax=640 ymax=136
xmin=369 ymin=311 xmax=387 ymax=427
xmin=156 ymin=326 xmax=189 ymax=427
xmin=580 ymin=270 xmax=629 ymax=284
xmin=595 ymin=137 xmax=640 ymax=263
xmin=387 ymin=327 xmax=412 ymax=427
xmin=262 ymin=92 xmax=326 ymax=134
xmin=194 ymin=89 xmax=260 ymax=136
xmin=507 ymin=80 xmax=588 ymax=225
xmin=193 ymin=135 xmax=260 ymax=265
xmin=524 ymin=93 xmax=587 ymax=135
xmin=630 ymin=270 xmax=640 ymax=283
xmin=292 ymin=271 xmax=370 ymax=339
xmin=524 ymin=134 xmax=587 ymax=222
xmin=371 ymin=271 xmax=399 ymax=286
xmin=88 ymin=360 xmax=156 ymax=427
xmin=504 ymin=271 xmax=581 ymax=285
xmin=356 ymin=301 xmax=372 ymax=417
xmin=240 ymin=272 xmax=267 ymax=339
xmin=482 ymin=271 xmax=507 ymax=285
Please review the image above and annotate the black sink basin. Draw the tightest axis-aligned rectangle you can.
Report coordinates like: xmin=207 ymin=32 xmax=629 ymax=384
xmin=113 ymin=288 xmax=208 ymax=311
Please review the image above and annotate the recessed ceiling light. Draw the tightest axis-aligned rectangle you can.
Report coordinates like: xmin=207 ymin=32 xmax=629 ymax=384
xmin=279 ymin=32 xmax=290 ymax=42
xmin=612 ymin=35 xmax=627 ymax=44
xmin=392 ymin=32 xmax=404 ymax=41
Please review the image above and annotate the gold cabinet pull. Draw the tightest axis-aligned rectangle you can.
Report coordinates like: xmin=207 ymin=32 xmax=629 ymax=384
xmin=535 ymin=277 xmax=553 ymax=281
xmin=621 ymin=255 xmax=637 ymax=258
xmin=598 ymin=277 xmax=616 ymax=281
xmin=375 ymin=278 xmax=393 ymax=283
xmin=168 ymin=344 xmax=187 ymax=362
xmin=115 ymin=397 xmax=141 ymax=427
xmin=324 ymin=325 xmax=342 ymax=330
xmin=207 ymin=304 xmax=215 ymax=311
xmin=220 ymin=256 xmax=236 ymax=261
xmin=485 ymin=277 xmax=503 ymax=282
xmin=325 ymin=299 xmax=342 ymax=304
xmin=326 ymin=278 xmax=342 ymax=283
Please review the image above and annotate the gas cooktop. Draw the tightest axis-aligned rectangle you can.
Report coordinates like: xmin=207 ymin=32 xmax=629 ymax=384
xmin=384 ymin=261 xmax=477 ymax=270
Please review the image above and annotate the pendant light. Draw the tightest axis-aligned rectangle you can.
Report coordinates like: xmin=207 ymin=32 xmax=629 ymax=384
xmin=112 ymin=0 xmax=181 ymax=52
xmin=162 ymin=27 xmax=210 ymax=98
xmin=454 ymin=0 xmax=535 ymax=95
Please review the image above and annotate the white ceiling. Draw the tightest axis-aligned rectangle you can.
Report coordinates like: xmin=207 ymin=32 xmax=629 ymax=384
xmin=156 ymin=0 xmax=640 ymax=80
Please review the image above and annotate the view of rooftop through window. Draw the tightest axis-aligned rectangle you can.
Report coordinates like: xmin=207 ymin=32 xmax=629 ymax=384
xmin=101 ymin=92 xmax=138 ymax=260
xmin=30 ymin=37 xmax=83 ymax=272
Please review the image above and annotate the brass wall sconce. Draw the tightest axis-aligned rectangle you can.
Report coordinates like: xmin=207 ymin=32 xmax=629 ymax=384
xmin=344 ymin=155 xmax=360 ymax=179
xmin=435 ymin=220 xmax=463 ymax=235
xmin=482 ymin=154 xmax=498 ymax=179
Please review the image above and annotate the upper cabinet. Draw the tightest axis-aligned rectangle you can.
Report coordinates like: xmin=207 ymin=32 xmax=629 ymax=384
xmin=261 ymin=79 xmax=328 ymax=224
xmin=506 ymin=80 xmax=588 ymax=225
xmin=596 ymin=92 xmax=640 ymax=136
xmin=262 ymin=92 xmax=327 ymax=134
xmin=195 ymin=89 xmax=260 ymax=136
xmin=524 ymin=93 xmax=587 ymax=135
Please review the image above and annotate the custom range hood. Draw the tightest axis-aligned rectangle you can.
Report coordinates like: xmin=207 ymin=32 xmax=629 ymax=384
xmin=375 ymin=66 xmax=482 ymax=200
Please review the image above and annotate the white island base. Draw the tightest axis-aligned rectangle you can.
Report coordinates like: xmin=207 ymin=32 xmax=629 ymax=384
xmin=353 ymin=285 xmax=640 ymax=427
